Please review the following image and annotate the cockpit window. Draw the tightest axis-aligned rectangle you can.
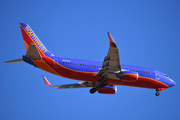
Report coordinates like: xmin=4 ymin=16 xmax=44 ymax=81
xmin=163 ymin=74 xmax=169 ymax=77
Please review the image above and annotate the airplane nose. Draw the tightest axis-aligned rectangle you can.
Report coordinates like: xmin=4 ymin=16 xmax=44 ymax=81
xmin=168 ymin=78 xmax=176 ymax=87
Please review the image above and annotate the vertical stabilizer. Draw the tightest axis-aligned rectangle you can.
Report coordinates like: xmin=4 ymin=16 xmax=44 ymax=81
xmin=19 ymin=23 xmax=49 ymax=56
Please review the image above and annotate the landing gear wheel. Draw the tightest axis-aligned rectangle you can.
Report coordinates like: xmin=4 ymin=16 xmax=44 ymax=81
xmin=90 ymin=87 xmax=96 ymax=94
xmin=155 ymin=92 xmax=160 ymax=96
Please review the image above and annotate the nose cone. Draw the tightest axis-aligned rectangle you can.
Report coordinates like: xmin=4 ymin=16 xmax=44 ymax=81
xmin=168 ymin=78 xmax=176 ymax=87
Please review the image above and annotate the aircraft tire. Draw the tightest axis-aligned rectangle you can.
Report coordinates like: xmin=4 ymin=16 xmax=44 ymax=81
xmin=90 ymin=87 xmax=96 ymax=94
xmin=155 ymin=92 xmax=160 ymax=96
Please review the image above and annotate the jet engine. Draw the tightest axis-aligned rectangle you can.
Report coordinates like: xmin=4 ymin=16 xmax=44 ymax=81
xmin=117 ymin=71 xmax=139 ymax=82
xmin=98 ymin=85 xmax=117 ymax=94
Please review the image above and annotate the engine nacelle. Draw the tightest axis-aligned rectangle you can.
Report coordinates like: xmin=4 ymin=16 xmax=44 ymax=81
xmin=98 ymin=85 xmax=117 ymax=94
xmin=117 ymin=71 xmax=139 ymax=82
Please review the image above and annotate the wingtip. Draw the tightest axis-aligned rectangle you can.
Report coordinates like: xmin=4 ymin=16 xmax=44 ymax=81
xmin=107 ymin=32 xmax=117 ymax=48
xmin=42 ymin=75 xmax=51 ymax=87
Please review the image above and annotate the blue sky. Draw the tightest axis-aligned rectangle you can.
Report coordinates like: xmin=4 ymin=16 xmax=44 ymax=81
xmin=1 ymin=0 xmax=180 ymax=120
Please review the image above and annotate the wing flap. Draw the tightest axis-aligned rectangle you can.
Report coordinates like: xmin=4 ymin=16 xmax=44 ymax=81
xmin=57 ymin=82 xmax=93 ymax=89
xmin=105 ymin=45 xmax=120 ymax=71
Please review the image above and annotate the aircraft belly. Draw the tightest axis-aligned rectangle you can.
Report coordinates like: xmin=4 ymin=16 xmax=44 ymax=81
xmin=106 ymin=75 xmax=168 ymax=89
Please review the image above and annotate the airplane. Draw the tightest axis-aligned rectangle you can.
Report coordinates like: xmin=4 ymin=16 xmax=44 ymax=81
xmin=5 ymin=23 xmax=176 ymax=96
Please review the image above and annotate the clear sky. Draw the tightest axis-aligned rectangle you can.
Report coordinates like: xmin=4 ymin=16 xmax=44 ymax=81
xmin=1 ymin=0 xmax=180 ymax=120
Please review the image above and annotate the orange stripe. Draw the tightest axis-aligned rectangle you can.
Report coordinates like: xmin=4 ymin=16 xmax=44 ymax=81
xmin=23 ymin=40 xmax=29 ymax=51
xmin=32 ymin=58 xmax=61 ymax=76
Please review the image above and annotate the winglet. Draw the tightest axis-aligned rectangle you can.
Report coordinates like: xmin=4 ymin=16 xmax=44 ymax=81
xmin=42 ymin=76 xmax=51 ymax=87
xmin=107 ymin=32 xmax=117 ymax=48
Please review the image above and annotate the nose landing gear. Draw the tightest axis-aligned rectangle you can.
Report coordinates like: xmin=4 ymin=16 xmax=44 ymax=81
xmin=155 ymin=92 xmax=160 ymax=96
xmin=155 ymin=88 xmax=166 ymax=96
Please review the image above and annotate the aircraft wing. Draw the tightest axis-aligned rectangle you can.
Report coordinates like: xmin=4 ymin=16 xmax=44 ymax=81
xmin=43 ymin=76 xmax=93 ymax=89
xmin=96 ymin=32 xmax=121 ymax=79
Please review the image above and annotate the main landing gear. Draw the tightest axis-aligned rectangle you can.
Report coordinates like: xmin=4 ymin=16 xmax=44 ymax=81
xmin=90 ymin=77 xmax=108 ymax=94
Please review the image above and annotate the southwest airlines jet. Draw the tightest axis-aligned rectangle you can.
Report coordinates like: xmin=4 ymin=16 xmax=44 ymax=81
xmin=5 ymin=23 xmax=176 ymax=96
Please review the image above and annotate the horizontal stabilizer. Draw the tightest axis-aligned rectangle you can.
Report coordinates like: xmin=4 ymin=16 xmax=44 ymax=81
xmin=5 ymin=58 xmax=24 ymax=63
xmin=26 ymin=43 xmax=42 ymax=59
